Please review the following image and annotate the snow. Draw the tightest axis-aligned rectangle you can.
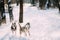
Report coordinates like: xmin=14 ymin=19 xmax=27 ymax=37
xmin=0 ymin=3 xmax=60 ymax=40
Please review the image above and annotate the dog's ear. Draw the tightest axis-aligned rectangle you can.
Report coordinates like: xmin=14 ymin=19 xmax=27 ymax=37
xmin=26 ymin=22 xmax=30 ymax=25
xmin=27 ymin=22 xmax=30 ymax=25
xmin=25 ymin=22 xmax=30 ymax=28
xmin=14 ymin=22 xmax=16 ymax=24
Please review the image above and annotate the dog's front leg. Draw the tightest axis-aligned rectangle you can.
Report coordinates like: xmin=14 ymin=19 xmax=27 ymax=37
xmin=24 ymin=31 xmax=27 ymax=36
xmin=15 ymin=31 xmax=16 ymax=36
xmin=12 ymin=31 xmax=13 ymax=35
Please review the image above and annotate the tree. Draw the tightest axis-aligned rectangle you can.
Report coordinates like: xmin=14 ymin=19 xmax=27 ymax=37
xmin=47 ymin=0 xmax=51 ymax=9
xmin=53 ymin=0 xmax=59 ymax=8
xmin=39 ymin=0 xmax=47 ymax=9
xmin=19 ymin=0 xmax=23 ymax=23
xmin=31 ymin=0 xmax=35 ymax=6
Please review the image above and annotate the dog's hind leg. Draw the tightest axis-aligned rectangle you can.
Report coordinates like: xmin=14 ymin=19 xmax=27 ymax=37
xmin=20 ymin=31 xmax=22 ymax=37
xmin=28 ymin=31 xmax=30 ymax=36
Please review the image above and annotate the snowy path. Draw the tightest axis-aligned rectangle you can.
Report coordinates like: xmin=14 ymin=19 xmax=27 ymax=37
xmin=0 ymin=3 xmax=60 ymax=40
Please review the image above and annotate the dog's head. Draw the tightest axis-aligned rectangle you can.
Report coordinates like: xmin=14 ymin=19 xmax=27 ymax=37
xmin=25 ymin=22 xmax=30 ymax=29
xmin=11 ymin=21 xmax=17 ymax=27
xmin=26 ymin=23 xmax=30 ymax=25
xmin=11 ymin=22 xmax=17 ymax=30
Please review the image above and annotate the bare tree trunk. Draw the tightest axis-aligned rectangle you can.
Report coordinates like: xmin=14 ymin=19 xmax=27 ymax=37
xmin=19 ymin=0 xmax=23 ymax=23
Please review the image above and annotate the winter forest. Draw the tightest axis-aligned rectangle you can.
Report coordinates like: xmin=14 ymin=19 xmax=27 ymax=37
xmin=0 ymin=0 xmax=60 ymax=40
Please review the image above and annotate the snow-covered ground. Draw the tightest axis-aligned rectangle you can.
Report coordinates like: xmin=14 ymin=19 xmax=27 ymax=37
xmin=0 ymin=3 xmax=60 ymax=40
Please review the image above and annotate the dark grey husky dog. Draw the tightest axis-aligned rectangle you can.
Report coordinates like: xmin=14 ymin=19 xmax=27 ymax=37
xmin=19 ymin=22 xmax=30 ymax=36
xmin=11 ymin=22 xmax=17 ymax=34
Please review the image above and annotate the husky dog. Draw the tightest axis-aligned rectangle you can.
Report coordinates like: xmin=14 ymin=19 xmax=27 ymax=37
xmin=11 ymin=22 xmax=17 ymax=34
xmin=19 ymin=22 xmax=30 ymax=36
